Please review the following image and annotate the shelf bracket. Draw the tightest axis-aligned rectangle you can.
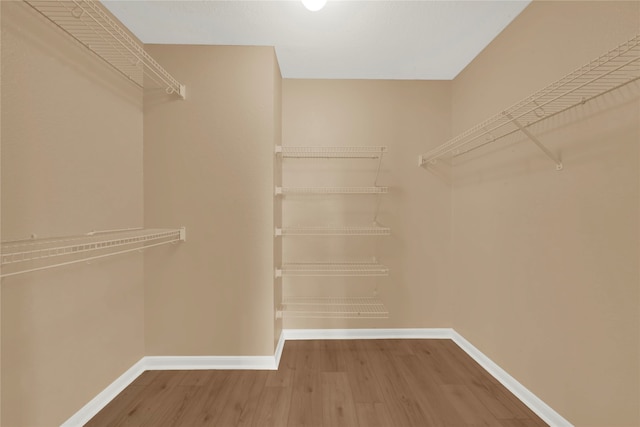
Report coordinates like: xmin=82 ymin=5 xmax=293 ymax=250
xmin=505 ymin=113 xmax=563 ymax=171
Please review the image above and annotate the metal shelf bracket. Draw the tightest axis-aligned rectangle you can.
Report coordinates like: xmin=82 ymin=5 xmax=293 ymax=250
xmin=505 ymin=113 xmax=563 ymax=171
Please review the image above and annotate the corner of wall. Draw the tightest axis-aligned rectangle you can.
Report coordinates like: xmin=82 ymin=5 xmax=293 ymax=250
xmin=273 ymin=47 xmax=283 ymax=353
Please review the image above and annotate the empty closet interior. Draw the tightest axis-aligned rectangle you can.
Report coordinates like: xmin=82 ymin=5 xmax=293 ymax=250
xmin=1 ymin=1 xmax=639 ymax=426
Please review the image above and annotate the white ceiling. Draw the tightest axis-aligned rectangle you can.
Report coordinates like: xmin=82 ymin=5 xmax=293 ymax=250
xmin=102 ymin=0 xmax=530 ymax=80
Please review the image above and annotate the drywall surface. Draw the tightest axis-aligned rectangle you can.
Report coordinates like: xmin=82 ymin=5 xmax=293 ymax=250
xmin=144 ymin=45 xmax=280 ymax=356
xmin=281 ymin=80 xmax=452 ymax=329
xmin=1 ymin=2 xmax=144 ymax=426
xmin=451 ymin=1 xmax=639 ymax=425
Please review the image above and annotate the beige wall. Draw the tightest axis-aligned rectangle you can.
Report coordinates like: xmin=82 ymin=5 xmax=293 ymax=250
xmin=281 ymin=80 xmax=453 ymax=329
xmin=143 ymin=45 xmax=281 ymax=356
xmin=1 ymin=2 xmax=144 ymax=426
xmin=451 ymin=1 xmax=639 ymax=426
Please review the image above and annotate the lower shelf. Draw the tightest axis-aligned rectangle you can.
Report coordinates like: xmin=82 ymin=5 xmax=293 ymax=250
xmin=276 ymin=262 xmax=389 ymax=277
xmin=280 ymin=296 xmax=388 ymax=319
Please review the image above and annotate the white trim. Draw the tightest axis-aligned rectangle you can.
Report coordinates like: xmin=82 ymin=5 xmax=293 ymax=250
xmin=450 ymin=331 xmax=573 ymax=427
xmin=274 ymin=330 xmax=286 ymax=368
xmin=282 ymin=327 xmax=453 ymax=340
xmin=60 ymin=357 xmax=146 ymax=427
xmin=144 ymin=354 xmax=278 ymax=371
xmin=62 ymin=328 xmax=571 ymax=427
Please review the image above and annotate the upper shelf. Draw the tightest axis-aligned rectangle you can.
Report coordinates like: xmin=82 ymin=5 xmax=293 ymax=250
xmin=24 ymin=0 xmax=186 ymax=99
xmin=419 ymin=33 xmax=640 ymax=167
xmin=275 ymin=186 xmax=388 ymax=195
xmin=276 ymin=146 xmax=387 ymax=159
xmin=275 ymin=226 xmax=391 ymax=237
xmin=1 ymin=227 xmax=185 ymax=278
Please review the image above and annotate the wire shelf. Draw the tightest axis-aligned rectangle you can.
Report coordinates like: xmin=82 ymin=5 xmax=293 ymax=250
xmin=276 ymin=226 xmax=391 ymax=237
xmin=280 ymin=296 xmax=389 ymax=319
xmin=276 ymin=186 xmax=388 ymax=195
xmin=276 ymin=261 xmax=389 ymax=277
xmin=419 ymin=33 xmax=640 ymax=166
xmin=1 ymin=227 xmax=185 ymax=278
xmin=24 ymin=0 xmax=186 ymax=98
xmin=276 ymin=146 xmax=387 ymax=159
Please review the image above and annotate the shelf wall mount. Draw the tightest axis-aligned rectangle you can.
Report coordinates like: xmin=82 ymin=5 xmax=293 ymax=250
xmin=24 ymin=0 xmax=186 ymax=99
xmin=419 ymin=33 xmax=640 ymax=170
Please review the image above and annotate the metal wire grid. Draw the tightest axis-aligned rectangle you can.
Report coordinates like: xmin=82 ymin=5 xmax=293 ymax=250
xmin=277 ymin=146 xmax=387 ymax=159
xmin=281 ymin=296 xmax=389 ymax=318
xmin=420 ymin=33 xmax=640 ymax=164
xmin=277 ymin=261 xmax=389 ymax=277
xmin=24 ymin=0 xmax=185 ymax=97
xmin=1 ymin=228 xmax=182 ymax=266
xmin=276 ymin=186 xmax=388 ymax=195
xmin=276 ymin=226 xmax=391 ymax=236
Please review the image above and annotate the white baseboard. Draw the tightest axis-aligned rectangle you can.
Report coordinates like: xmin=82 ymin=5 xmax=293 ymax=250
xmin=61 ymin=336 xmax=285 ymax=426
xmin=62 ymin=328 xmax=571 ymax=427
xmin=282 ymin=327 xmax=453 ymax=340
xmin=450 ymin=331 xmax=573 ymax=427
xmin=144 ymin=354 xmax=278 ymax=370
xmin=274 ymin=328 xmax=286 ymax=368
xmin=60 ymin=357 xmax=147 ymax=427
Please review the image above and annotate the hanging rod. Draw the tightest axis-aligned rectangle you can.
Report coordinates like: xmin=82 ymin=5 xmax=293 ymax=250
xmin=278 ymin=296 xmax=389 ymax=319
xmin=276 ymin=146 xmax=387 ymax=159
xmin=24 ymin=0 xmax=186 ymax=98
xmin=1 ymin=227 xmax=185 ymax=278
xmin=275 ymin=226 xmax=391 ymax=237
xmin=419 ymin=33 xmax=640 ymax=169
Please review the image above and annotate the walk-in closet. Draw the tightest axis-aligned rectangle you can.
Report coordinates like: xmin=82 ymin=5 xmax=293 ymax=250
xmin=1 ymin=1 xmax=638 ymax=426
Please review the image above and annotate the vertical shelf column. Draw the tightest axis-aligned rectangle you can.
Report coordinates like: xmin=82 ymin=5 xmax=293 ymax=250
xmin=275 ymin=146 xmax=390 ymax=319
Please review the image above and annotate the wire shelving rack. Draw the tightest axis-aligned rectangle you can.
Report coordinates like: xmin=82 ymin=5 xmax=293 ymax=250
xmin=275 ymin=186 xmax=388 ymax=195
xmin=1 ymin=227 xmax=185 ymax=278
xmin=279 ymin=296 xmax=389 ymax=319
xmin=24 ymin=0 xmax=186 ymax=98
xmin=276 ymin=226 xmax=391 ymax=237
xmin=276 ymin=146 xmax=387 ymax=159
xmin=276 ymin=261 xmax=389 ymax=278
xmin=419 ymin=33 xmax=640 ymax=170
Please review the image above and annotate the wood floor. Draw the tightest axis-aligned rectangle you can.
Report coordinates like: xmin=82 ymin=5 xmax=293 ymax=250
xmin=86 ymin=339 xmax=548 ymax=427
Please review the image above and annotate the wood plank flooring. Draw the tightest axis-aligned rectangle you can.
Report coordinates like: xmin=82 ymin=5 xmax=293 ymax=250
xmin=86 ymin=339 xmax=548 ymax=427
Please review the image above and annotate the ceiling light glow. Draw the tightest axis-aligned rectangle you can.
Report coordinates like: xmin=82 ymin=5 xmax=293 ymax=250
xmin=301 ymin=0 xmax=326 ymax=12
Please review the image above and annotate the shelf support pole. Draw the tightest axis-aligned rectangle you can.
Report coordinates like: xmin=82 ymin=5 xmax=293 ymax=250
xmin=506 ymin=113 xmax=563 ymax=171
